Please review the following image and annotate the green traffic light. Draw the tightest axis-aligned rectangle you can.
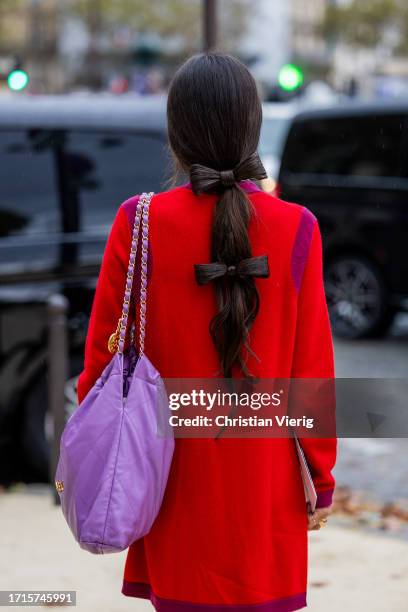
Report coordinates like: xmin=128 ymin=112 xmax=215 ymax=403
xmin=7 ymin=69 xmax=29 ymax=92
xmin=278 ymin=64 xmax=304 ymax=92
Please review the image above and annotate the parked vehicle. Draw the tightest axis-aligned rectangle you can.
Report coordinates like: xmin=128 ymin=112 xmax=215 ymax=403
xmin=278 ymin=102 xmax=408 ymax=339
xmin=0 ymin=94 xmax=171 ymax=485
xmin=258 ymin=102 xmax=297 ymax=191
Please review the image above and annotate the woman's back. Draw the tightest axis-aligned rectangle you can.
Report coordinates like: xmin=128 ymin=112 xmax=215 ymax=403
xmin=135 ymin=180 xmax=323 ymax=379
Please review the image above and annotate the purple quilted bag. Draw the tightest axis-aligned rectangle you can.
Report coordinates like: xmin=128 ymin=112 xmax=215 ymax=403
xmin=54 ymin=192 xmax=175 ymax=554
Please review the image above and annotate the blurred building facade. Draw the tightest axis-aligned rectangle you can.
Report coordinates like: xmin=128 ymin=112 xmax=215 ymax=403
xmin=291 ymin=0 xmax=327 ymax=66
xmin=0 ymin=0 xmax=61 ymax=93
xmin=241 ymin=0 xmax=330 ymax=97
xmin=240 ymin=0 xmax=290 ymax=92
xmin=1 ymin=0 xmax=254 ymax=94
xmin=2 ymin=0 xmax=408 ymax=99
xmin=1 ymin=0 xmax=327 ymax=96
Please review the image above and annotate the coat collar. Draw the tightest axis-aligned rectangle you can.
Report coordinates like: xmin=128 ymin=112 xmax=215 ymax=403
xmin=181 ymin=179 xmax=263 ymax=194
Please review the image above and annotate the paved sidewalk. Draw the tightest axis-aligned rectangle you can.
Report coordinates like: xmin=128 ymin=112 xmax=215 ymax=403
xmin=1 ymin=488 xmax=408 ymax=611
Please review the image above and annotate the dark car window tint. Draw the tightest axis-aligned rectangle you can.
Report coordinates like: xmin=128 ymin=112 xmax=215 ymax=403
xmin=63 ymin=131 xmax=170 ymax=231
xmin=283 ymin=114 xmax=407 ymax=179
xmin=0 ymin=130 xmax=58 ymax=238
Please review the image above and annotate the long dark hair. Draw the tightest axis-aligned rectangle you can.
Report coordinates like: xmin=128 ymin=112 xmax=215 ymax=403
xmin=167 ymin=52 xmax=268 ymax=377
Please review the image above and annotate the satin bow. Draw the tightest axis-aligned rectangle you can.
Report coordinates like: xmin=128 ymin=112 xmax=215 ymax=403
xmin=194 ymin=255 xmax=269 ymax=285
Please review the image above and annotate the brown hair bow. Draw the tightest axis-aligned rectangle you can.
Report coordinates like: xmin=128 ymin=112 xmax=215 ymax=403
xmin=194 ymin=255 xmax=269 ymax=285
xmin=189 ymin=152 xmax=267 ymax=194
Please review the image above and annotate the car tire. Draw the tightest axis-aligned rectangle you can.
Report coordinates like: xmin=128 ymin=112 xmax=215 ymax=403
xmin=19 ymin=352 xmax=84 ymax=484
xmin=324 ymin=254 xmax=394 ymax=339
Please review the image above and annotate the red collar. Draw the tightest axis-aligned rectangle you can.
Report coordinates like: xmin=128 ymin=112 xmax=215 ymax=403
xmin=181 ymin=179 xmax=262 ymax=194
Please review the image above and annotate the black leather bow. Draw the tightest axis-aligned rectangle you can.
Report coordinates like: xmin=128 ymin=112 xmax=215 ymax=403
xmin=189 ymin=152 xmax=268 ymax=194
xmin=194 ymin=255 xmax=269 ymax=285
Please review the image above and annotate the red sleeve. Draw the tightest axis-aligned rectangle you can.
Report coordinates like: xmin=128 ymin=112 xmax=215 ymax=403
xmin=76 ymin=204 xmax=132 ymax=405
xmin=290 ymin=209 xmax=337 ymax=508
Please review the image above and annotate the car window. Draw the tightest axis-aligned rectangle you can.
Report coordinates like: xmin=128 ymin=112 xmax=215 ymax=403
xmin=61 ymin=131 xmax=171 ymax=232
xmin=282 ymin=114 xmax=408 ymax=179
xmin=0 ymin=130 xmax=59 ymax=238
xmin=259 ymin=116 xmax=291 ymax=159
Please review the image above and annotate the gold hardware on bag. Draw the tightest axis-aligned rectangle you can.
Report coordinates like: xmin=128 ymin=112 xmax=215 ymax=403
xmin=108 ymin=317 xmax=122 ymax=354
xmin=55 ymin=480 xmax=64 ymax=493
xmin=108 ymin=332 xmax=119 ymax=354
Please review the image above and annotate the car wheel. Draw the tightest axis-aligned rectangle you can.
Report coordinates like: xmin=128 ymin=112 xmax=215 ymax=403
xmin=20 ymin=352 xmax=84 ymax=484
xmin=324 ymin=255 xmax=394 ymax=339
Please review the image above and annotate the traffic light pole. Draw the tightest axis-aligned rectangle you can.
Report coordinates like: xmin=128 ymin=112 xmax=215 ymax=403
xmin=203 ymin=0 xmax=217 ymax=52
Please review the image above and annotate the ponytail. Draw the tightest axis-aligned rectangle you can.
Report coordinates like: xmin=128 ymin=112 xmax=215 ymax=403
xmin=191 ymin=153 xmax=269 ymax=377
xmin=167 ymin=51 xmax=269 ymax=377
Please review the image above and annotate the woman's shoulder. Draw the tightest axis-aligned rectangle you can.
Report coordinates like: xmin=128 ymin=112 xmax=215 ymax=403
xmin=114 ymin=184 xmax=318 ymax=242
xmin=250 ymin=188 xmax=317 ymax=228
xmin=118 ymin=184 xmax=193 ymax=224
xmin=248 ymin=189 xmax=318 ymax=257
xmin=249 ymin=191 xmax=320 ymax=287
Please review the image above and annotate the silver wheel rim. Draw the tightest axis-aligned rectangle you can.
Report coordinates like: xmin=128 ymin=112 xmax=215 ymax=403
xmin=325 ymin=258 xmax=383 ymax=337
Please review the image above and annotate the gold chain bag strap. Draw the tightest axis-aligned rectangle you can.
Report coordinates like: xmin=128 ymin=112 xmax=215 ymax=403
xmin=108 ymin=192 xmax=154 ymax=355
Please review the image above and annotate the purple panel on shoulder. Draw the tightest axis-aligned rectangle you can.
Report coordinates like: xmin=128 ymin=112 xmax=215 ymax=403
xmin=121 ymin=194 xmax=153 ymax=304
xmin=238 ymin=179 xmax=263 ymax=193
xmin=291 ymin=207 xmax=316 ymax=293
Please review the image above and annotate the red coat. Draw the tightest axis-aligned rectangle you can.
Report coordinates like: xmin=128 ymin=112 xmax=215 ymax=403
xmin=77 ymin=180 xmax=336 ymax=612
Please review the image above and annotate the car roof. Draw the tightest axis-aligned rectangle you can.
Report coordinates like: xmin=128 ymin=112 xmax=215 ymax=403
xmin=291 ymin=99 xmax=408 ymax=123
xmin=262 ymin=102 xmax=299 ymax=119
xmin=0 ymin=93 xmax=168 ymax=131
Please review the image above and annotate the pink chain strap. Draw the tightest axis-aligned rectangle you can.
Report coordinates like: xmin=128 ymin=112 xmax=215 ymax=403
xmin=108 ymin=191 xmax=153 ymax=355
xmin=138 ymin=192 xmax=151 ymax=354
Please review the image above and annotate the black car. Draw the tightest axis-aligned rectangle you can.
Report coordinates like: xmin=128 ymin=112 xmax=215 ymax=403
xmin=278 ymin=102 xmax=408 ymax=339
xmin=0 ymin=94 xmax=171 ymax=485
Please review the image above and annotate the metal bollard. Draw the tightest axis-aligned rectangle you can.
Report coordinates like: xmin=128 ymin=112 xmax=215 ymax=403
xmin=47 ymin=294 xmax=69 ymax=505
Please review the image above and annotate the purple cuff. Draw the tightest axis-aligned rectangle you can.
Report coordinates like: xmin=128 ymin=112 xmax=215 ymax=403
xmin=315 ymin=488 xmax=334 ymax=508
xmin=122 ymin=580 xmax=307 ymax=612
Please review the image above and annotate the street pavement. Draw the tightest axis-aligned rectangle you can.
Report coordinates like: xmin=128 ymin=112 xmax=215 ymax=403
xmin=333 ymin=314 xmax=408 ymax=503
xmin=1 ymin=487 xmax=408 ymax=611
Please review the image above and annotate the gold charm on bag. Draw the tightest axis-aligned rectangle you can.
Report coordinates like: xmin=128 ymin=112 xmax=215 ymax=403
xmin=108 ymin=317 xmax=122 ymax=354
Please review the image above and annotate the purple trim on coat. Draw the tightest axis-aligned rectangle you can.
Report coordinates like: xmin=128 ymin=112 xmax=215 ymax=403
xmin=238 ymin=179 xmax=264 ymax=193
xmin=290 ymin=207 xmax=316 ymax=293
xmin=122 ymin=581 xmax=307 ymax=612
xmin=181 ymin=180 xmax=263 ymax=194
xmin=316 ymin=488 xmax=334 ymax=509
xmin=120 ymin=194 xmax=153 ymax=304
